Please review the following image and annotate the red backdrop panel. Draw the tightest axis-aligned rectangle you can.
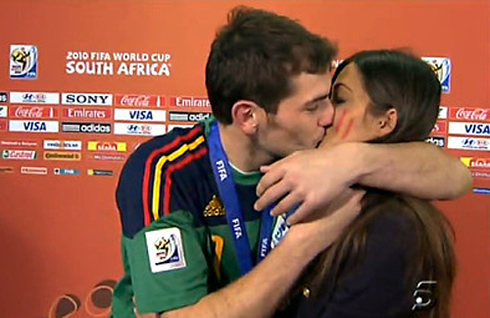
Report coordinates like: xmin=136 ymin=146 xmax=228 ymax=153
xmin=0 ymin=1 xmax=488 ymax=317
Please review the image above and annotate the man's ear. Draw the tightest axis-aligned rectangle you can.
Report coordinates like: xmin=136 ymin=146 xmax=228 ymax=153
xmin=231 ymin=100 xmax=260 ymax=135
xmin=376 ymin=108 xmax=398 ymax=136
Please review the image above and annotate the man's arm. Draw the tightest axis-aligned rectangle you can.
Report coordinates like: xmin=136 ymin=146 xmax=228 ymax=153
xmin=160 ymin=191 xmax=364 ymax=318
xmin=255 ymin=142 xmax=472 ymax=224
xmin=353 ymin=142 xmax=471 ymax=199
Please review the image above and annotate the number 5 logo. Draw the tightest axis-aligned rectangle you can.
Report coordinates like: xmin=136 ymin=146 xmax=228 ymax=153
xmin=412 ymin=280 xmax=437 ymax=311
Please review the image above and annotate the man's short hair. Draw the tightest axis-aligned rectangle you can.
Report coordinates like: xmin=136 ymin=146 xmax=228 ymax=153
xmin=206 ymin=6 xmax=338 ymax=124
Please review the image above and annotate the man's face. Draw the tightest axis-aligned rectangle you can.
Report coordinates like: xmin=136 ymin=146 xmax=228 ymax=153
xmin=256 ymin=72 xmax=334 ymax=158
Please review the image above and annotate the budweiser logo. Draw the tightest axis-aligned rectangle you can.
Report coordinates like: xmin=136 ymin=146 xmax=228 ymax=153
xmin=115 ymin=95 xmax=159 ymax=107
xmin=450 ymin=107 xmax=490 ymax=122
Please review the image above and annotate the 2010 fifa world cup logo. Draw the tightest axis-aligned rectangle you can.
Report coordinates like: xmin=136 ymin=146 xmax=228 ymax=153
xmin=11 ymin=48 xmax=32 ymax=73
xmin=10 ymin=45 xmax=38 ymax=79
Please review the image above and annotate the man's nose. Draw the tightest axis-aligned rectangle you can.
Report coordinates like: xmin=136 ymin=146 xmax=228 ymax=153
xmin=319 ymin=100 xmax=334 ymax=127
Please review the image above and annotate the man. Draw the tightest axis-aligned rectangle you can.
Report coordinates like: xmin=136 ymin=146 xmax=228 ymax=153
xmin=111 ymin=6 xmax=471 ymax=318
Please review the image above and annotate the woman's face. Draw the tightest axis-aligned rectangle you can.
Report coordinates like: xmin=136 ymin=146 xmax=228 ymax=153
xmin=320 ymin=63 xmax=394 ymax=148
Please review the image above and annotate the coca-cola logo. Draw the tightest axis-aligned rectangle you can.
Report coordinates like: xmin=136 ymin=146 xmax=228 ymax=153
xmin=450 ymin=107 xmax=490 ymax=122
xmin=122 ymin=96 xmax=150 ymax=106
xmin=115 ymin=95 xmax=159 ymax=107
xmin=15 ymin=106 xmax=43 ymax=117
xmin=10 ymin=106 xmax=57 ymax=118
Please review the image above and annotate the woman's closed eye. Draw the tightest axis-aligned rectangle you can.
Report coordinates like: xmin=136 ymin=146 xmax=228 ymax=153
xmin=331 ymin=96 xmax=346 ymax=106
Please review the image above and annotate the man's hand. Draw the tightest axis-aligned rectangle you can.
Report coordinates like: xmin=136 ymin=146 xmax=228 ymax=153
xmin=255 ymin=140 xmax=471 ymax=225
xmin=255 ymin=144 xmax=361 ymax=224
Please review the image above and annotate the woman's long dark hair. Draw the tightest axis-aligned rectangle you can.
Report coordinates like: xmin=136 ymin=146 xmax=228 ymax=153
xmin=299 ymin=50 xmax=456 ymax=317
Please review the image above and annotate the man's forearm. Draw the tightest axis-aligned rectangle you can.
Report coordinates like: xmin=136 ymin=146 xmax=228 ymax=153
xmin=161 ymin=230 xmax=316 ymax=318
xmin=353 ymin=141 xmax=472 ymax=200
xmin=160 ymin=189 xmax=363 ymax=318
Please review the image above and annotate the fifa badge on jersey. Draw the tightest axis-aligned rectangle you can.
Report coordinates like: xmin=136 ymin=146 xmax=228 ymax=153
xmin=10 ymin=45 xmax=38 ymax=79
xmin=421 ymin=57 xmax=451 ymax=93
xmin=145 ymin=227 xmax=186 ymax=273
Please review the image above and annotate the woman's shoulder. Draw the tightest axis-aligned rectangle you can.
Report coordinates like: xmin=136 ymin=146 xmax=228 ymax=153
xmin=362 ymin=191 xmax=430 ymax=241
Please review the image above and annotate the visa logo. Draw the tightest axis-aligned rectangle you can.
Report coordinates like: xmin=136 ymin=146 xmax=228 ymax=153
xmin=129 ymin=110 xmax=153 ymax=120
xmin=24 ymin=121 xmax=46 ymax=131
xmin=465 ymin=124 xmax=490 ymax=135
xmin=9 ymin=120 xmax=59 ymax=133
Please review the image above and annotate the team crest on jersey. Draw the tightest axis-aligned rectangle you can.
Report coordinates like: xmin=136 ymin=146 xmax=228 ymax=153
xmin=204 ymin=195 xmax=225 ymax=217
xmin=145 ymin=227 xmax=186 ymax=273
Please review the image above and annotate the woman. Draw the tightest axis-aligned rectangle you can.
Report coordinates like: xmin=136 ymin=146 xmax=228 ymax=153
xmin=277 ymin=50 xmax=456 ymax=318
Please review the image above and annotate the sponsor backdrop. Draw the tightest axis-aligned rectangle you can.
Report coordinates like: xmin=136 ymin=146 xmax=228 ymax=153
xmin=0 ymin=1 xmax=488 ymax=317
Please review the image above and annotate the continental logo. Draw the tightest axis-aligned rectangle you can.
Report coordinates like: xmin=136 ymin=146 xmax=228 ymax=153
xmin=87 ymin=141 xmax=126 ymax=152
xmin=44 ymin=151 xmax=82 ymax=161
xmin=203 ymin=195 xmax=225 ymax=217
